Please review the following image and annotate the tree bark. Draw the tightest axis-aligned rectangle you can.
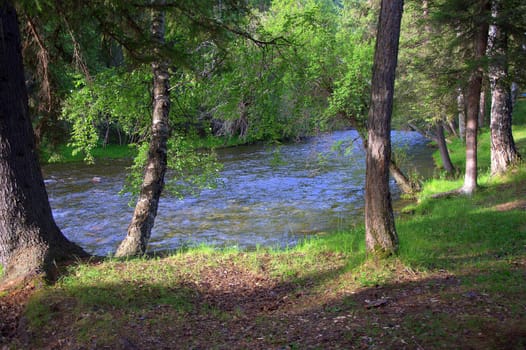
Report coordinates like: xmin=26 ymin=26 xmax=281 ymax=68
xmin=364 ymin=0 xmax=403 ymax=255
xmin=389 ymin=160 xmax=420 ymax=194
xmin=0 ymin=3 xmax=87 ymax=282
xmin=479 ymin=87 xmax=486 ymax=128
xmin=457 ymin=88 xmax=466 ymax=141
xmin=511 ymin=82 xmax=519 ymax=108
xmin=461 ymin=0 xmax=489 ymax=194
xmin=487 ymin=0 xmax=520 ymax=175
xmin=435 ymin=122 xmax=455 ymax=174
xmin=115 ymin=4 xmax=170 ymax=257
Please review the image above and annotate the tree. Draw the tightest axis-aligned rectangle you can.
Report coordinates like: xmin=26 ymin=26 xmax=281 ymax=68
xmin=487 ymin=0 xmax=521 ymax=175
xmin=0 ymin=2 xmax=87 ymax=282
xmin=461 ymin=0 xmax=489 ymax=194
xmin=115 ymin=3 xmax=170 ymax=257
xmin=396 ymin=0 xmax=456 ymax=176
xmin=364 ymin=0 xmax=404 ymax=255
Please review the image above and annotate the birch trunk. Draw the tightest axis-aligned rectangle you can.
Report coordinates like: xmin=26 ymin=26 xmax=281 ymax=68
xmin=116 ymin=4 xmax=170 ymax=257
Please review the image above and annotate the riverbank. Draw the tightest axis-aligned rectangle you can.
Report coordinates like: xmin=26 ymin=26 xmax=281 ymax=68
xmin=3 ymin=104 xmax=526 ymax=348
xmin=39 ymin=135 xmax=252 ymax=164
xmin=2 ymin=142 xmax=526 ymax=348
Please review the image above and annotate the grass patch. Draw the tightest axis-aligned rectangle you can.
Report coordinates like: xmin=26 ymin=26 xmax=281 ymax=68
xmin=14 ymin=160 xmax=526 ymax=348
xmin=433 ymin=99 xmax=526 ymax=171
xmin=40 ymin=144 xmax=137 ymax=164
xmin=39 ymin=134 xmax=250 ymax=165
xmin=6 ymin=100 xmax=526 ymax=349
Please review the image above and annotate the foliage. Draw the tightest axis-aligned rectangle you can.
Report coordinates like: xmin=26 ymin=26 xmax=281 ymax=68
xmin=61 ymin=68 xmax=152 ymax=163
xmin=202 ymin=0 xmax=376 ymax=141
xmin=40 ymin=144 xmax=137 ymax=164
xmin=324 ymin=1 xmax=376 ymax=130
xmin=121 ymin=136 xmax=223 ymax=202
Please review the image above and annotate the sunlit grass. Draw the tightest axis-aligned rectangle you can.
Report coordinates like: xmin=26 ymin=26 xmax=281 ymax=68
xmin=41 ymin=144 xmax=137 ymax=164
xmin=434 ymin=99 xmax=526 ymax=171
xmin=15 ymin=100 xmax=526 ymax=349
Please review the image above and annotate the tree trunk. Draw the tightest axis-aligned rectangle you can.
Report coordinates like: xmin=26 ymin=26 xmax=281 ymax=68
xmin=389 ymin=160 xmax=420 ymax=194
xmin=479 ymin=87 xmax=486 ymax=128
xmin=457 ymin=88 xmax=466 ymax=141
xmin=461 ymin=1 xmax=489 ymax=194
xmin=0 ymin=3 xmax=87 ymax=282
xmin=115 ymin=5 xmax=170 ymax=257
xmin=435 ymin=122 xmax=455 ymax=174
xmin=487 ymin=0 xmax=520 ymax=175
xmin=511 ymin=82 xmax=519 ymax=108
xmin=364 ymin=0 xmax=403 ymax=256
xmin=353 ymin=118 xmax=417 ymax=196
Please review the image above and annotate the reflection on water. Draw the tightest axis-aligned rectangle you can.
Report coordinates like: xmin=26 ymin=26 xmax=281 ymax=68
xmin=43 ymin=130 xmax=434 ymax=256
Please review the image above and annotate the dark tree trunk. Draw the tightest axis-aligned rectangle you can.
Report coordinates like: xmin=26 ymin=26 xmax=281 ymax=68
xmin=435 ymin=122 xmax=455 ymax=174
xmin=351 ymin=119 xmax=416 ymax=196
xmin=116 ymin=4 xmax=170 ymax=257
xmin=364 ymin=0 xmax=403 ymax=255
xmin=0 ymin=3 xmax=87 ymax=282
xmin=462 ymin=1 xmax=489 ymax=194
xmin=488 ymin=0 xmax=520 ymax=175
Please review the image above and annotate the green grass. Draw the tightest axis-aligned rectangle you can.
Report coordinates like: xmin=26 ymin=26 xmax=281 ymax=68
xmin=10 ymin=100 xmax=526 ymax=348
xmin=40 ymin=144 xmax=138 ymax=164
xmin=15 ymin=160 xmax=526 ymax=348
xmin=38 ymin=135 xmax=250 ymax=165
xmin=433 ymin=99 xmax=526 ymax=172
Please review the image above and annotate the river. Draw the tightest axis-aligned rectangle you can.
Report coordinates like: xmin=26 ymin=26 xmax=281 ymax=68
xmin=43 ymin=130 xmax=435 ymax=256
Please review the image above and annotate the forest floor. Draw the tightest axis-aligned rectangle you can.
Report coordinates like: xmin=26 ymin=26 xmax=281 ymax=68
xmin=2 ymin=120 xmax=526 ymax=349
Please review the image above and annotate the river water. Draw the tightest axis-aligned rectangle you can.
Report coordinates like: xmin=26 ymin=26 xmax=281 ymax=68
xmin=43 ymin=130 xmax=434 ymax=256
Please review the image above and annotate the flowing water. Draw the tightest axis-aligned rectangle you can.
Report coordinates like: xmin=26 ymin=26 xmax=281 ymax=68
xmin=43 ymin=130 xmax=435 ymax=256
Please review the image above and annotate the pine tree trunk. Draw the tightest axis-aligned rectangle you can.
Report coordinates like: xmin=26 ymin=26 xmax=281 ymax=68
xmin=115 ymin=5 xmax=170 ymax=257
xmin=365 ymin=0 xmax=403 ymax=255
xmin=457 ymin=88 xmax=466 ymax=141
xmin=479 ymin=87 xmax=486 ymax=128
xmin=435 ymin=122 xmax=455 ymax=174
xmin=487 ymin=0 xmax=520 ymax=175
xmin=0 ymin=3 xmax=87 ymax=282
xmin=462 ymin=0 xmax=489 ymax=194
xmin=511 ymin=82 xmax=519 ymax=108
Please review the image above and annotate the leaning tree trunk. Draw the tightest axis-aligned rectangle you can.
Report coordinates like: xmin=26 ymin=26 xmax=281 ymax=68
xmin=364 ymin=0 xmax=403 ymax=256
xmin=0 ymin=3 xmax=87 ymax=283
xmin=487 ymin=0 xmax=520 ymax=175
xmin=115 ymin=5 xmax=170 ymax=257
xmin=435 ymin=121 xmax=456 ymax=174
xmin=461 ymin=1 xmax=489 ymax=195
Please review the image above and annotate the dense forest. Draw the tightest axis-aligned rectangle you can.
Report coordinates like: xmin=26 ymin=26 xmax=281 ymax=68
xmin=1 ymin=0 xmax=526 ymax=348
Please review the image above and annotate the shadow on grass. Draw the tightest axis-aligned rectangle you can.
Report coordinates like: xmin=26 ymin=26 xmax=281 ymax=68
xmin=12 ymin=170 xmax=526 ymax=349
xmin=17 ymin=255 xmax=526 ymax=350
